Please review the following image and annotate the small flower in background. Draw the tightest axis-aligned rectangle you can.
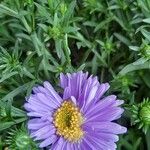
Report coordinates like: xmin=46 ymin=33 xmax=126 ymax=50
xmin=111 ymin=74 xmax=137 ymax=101
xmin=130 ymin=98 xmax=150 ymax=134
xmin=96 ymin=36 xmax=116 ymax=54
xmin=60 ymin=2 xmax=67 ymax=15
xmin=24 ymin=71 xmax=127 ymax=149
xmin=49 ymin=26 xmax=63 ymax=40
xmin=129 ymin=40 xmax=150 ymax=65
xmin=139 ymin=43 xmax=150 ymax=60
xmin=6 ymin=125 xmax=37 ymax=150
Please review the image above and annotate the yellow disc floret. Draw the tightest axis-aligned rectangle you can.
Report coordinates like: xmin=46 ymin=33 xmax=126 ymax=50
xmin=53 ymin=100 xmax=84 ymax=142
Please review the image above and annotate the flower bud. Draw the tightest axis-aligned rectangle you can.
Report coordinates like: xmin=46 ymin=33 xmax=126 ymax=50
xmin=15 ymin=133 xmax=30 ymax=149
xmin=140 ymin=45 xmax=150 ymax=59
xmin=60 ymin=3 xmax=67 ymax=15
xmin=49 ymin=26 xmax=62 ymax=39
xmin=139 ymin=105 xmax=150 ymax=125
xmin=6 ymin=126 xmax=37 ymax=150
xmin=130 ymin=98 xmax=150 ymax=133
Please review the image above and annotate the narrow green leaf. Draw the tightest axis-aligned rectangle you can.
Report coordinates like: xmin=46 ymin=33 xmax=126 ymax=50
xmin=141 ymin=29 xmax=150 ymax=41
xmin=11 ymin=106 xmax=27 ymax=117
xmin=2 ymin=81 xmax=36 ymax=102
xmin=0 ymin=71 xmax=18 ymax=83
xmin=0 ymin=118 xmax=27 ymax=132
xmin=0 ymin=4 xmax=18 ymax=17
xmin=143 ymin=18 xmax=150 ymax=23
xmin=119 ymin=61 xmax=150 ymax=75
xmin=114 ymin=33 xmax=131 ymax=46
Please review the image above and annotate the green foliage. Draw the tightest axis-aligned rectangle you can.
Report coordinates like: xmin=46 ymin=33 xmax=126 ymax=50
xmin=0 ymin=0 xmax=150 ymax=149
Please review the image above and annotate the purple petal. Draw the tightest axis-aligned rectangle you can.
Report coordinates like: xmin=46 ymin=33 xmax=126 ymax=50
xmin=30 ymin=125 xmax=55 ymax=138
xmin=25 ymin=95 xmax=52 ymax=111
xmin=85 ymin=121 xmax=127 ymax=134
xmin=39 ymin=135 xmax=57 ymax=148
xmin=63 ymin=142 xmax=72 ymax=150
xmin=78 ymin=76 xmax=97 ymax=108
xmin=32 ymin=86 xmax=41 ymax=93
xmin=83 ymin=125 xmax=119 ymax=142
xmin=28 ymin=119 xmax=48 ymax=130
xmin=43 ymin=81 xmax=63 ymax=104
xmin=51 ymin=137 xmax=66 ymax=150
xmin=86 ymin=107 xmax=124 ymax=122
xmin=84 ymin=95 xmax=117 ymax=117
xmin=81 ymin=132 xmax=117 ymax=150
xmin=60 ymin=73 xmax=68 ymax=89
xmin=81 ymin=136 xmax=99 ymax=150
xmin=36 ymin=93 xmax=58 ymax=109
xmin=60 ymin=71 xmax=89 ymax=100
xmin=35 ymin=132 xmax=52 ymax=140
xmin=113 ymin=100 xmax=124 ymax=106
xmin=63 ymin=87 xmax=71 ymax=99
xmin=27 ymin=112 xmax=45 ymax=117
xmin=94 ymin=83 xmax=110 ymax=102
xmin=24 ymin=103 xmax=50 ymax=114
xmin=70 ymin=96 xmax=77 ymax=105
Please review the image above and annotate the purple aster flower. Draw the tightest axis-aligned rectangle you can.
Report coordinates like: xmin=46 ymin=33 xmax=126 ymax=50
xmin=24 ymin=71 xmax=127 ymax=150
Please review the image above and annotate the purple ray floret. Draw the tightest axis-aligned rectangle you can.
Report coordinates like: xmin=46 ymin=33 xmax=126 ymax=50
xmin=24 ymin=71 xmax=127 ymax=150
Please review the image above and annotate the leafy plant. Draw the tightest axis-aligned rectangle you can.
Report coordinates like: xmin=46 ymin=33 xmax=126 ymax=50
xmin=0 ymin=0 xmax=150 ymax=149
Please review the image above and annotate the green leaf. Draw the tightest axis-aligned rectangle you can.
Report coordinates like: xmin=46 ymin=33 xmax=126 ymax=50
xmin=11 ymin=106 xmax=27 ymax=117
xmin=62 ymin=0 xmax=76 ymax=25
xmin=35 ymin=2 xmax=52 ymax=23
xmin=114 ymin=33 xmax=131 ymax=46
xmin=16 ymin=33 xmax=31 ymax=41
xmin=141 ymin=71 xmax=150 ymax=88
xmin=0 ymin=71 xmax=18 ymax=83
xmin=20 ymin=17 xmax=32 ymax=33
xmin=55 ymin=39 xmax=62 ymax=58
xmin=129 ymin=46 xmax=139 ymax=51
xmin=143 ymin=18 xmax=150 ymax=24
xmin=133 ymin=58 xmax=147 ymax=65
xmin=94 ymin=17 xmax=113 ymax=32
xmin=5 ymin=99 xmax=12 ymax=119
xmin=141 ymin=29 xmax=150 ymax=42
xmin=77 ymin=64 xmax=85 ymax=71
xmin=1 ymin=81 xmax=36 ymax=102
xmin=22 ymin=67 xmax=35 ymax=79
xmin=119 ymin=61 xmax=150 ymax=75
xmin=0 ymin=118 xmax=27 ymax=132
xmin=63 ymin=34 xmax=71 ymax=65
xmin=0 ymin=4 xmax=18 ymax=17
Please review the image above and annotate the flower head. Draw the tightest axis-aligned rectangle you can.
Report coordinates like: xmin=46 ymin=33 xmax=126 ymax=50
xmin=130 ymin=98 xmax=150 ymax=133
xmin=140 ymin=44 xmax=150 ymax=59
xmin=6 ymin=125 xmax=37 ymax=150
xmin=24 ymin=71 xmax=127 ymax=149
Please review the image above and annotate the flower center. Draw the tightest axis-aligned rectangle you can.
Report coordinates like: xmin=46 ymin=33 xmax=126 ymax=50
xmin=53 ymin=100 xmax=84 ymax=142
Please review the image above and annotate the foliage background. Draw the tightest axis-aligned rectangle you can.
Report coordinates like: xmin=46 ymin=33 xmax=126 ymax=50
xmin=0 ymin=0 xmax=150 ymax=149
